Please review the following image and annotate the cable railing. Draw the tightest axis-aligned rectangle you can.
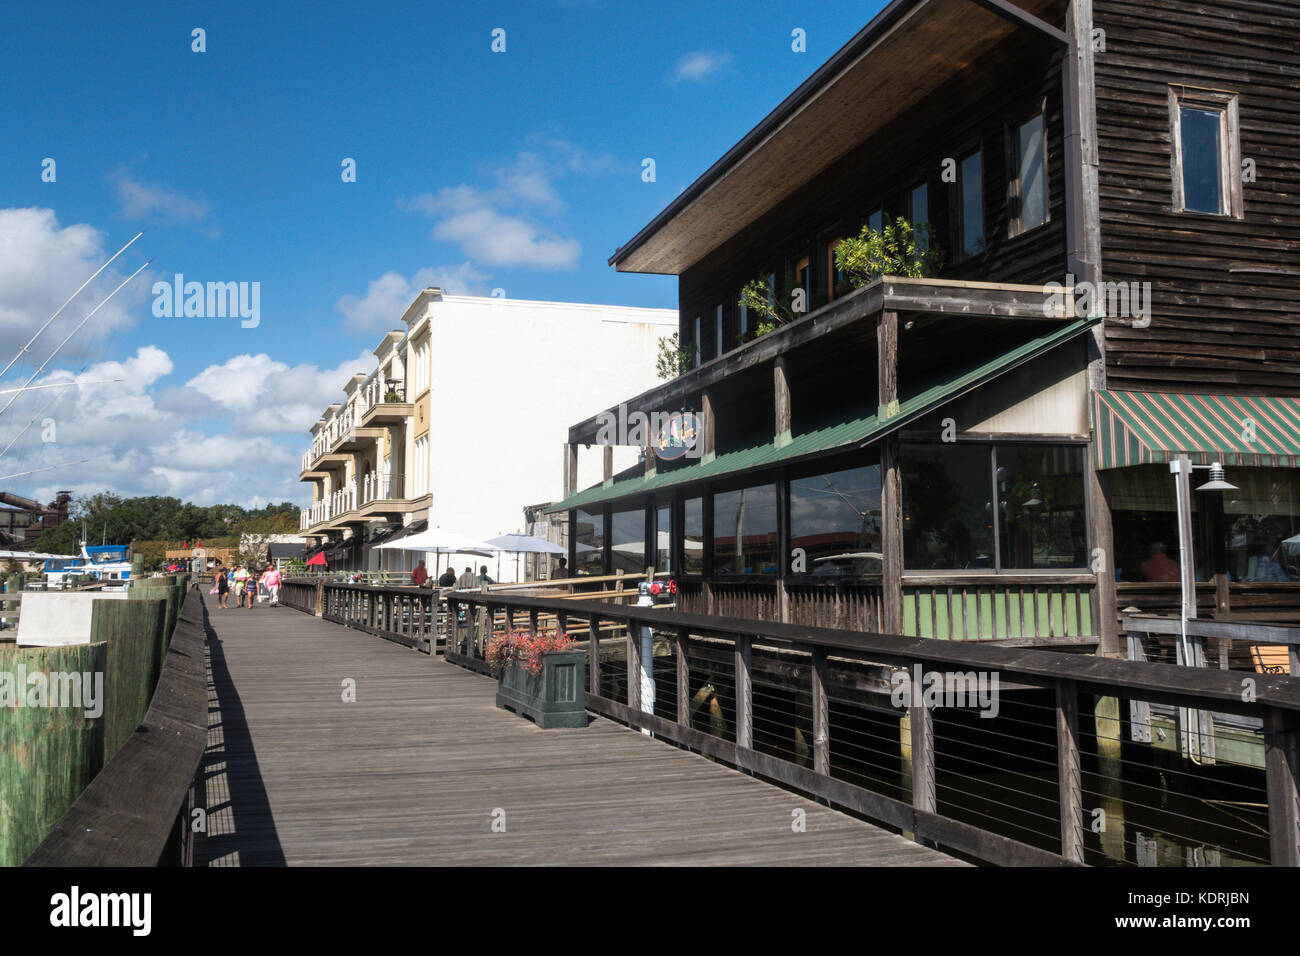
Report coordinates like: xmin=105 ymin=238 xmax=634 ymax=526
xmin=440 ymin=588 xmax=1300 ymax=868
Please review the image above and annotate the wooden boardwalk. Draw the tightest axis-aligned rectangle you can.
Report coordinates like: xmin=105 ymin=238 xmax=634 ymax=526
xmin=196 ymin=596 xmax=962 ymax=866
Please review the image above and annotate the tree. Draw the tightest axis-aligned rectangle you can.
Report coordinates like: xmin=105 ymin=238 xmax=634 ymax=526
xmin=655 ymin=333 xmax=698 ymax=381
xmin=833 ymin=217 xmax=944 ymax=287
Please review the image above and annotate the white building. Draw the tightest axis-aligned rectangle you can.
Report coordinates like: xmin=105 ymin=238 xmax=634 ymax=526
xmin=299 ymin=289 xmax=675 ymax=579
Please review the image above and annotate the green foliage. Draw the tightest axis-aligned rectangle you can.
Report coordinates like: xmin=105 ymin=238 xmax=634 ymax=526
xmin=655 ymin=333 xmax=698 ymax=380
xmin=834 ymin=217 xmax=944 ymax=287
xmin=32 ymin=495 xmax=301 ymax=556
xmin=738 ymin=276 xmax=795 ymax=339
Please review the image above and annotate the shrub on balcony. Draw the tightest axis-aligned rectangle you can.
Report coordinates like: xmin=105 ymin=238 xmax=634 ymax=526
xmin=834 ymin=217 xmax=944 ymax=287
xmin=655 ymin=333 xmax=699 ymax=381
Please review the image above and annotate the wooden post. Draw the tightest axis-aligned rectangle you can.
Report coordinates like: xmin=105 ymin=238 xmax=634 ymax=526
xmin=880 ymin=434 xmax=904 ymax=634
xmin=556 ymin=609 xmax=568 ymax=638
xmin=1093 ymin=694 xmax=1127 ymax=862
xmin=735 ymin=635 xmax=753 ymax=749
xmin=504 ymin=606 xmax=514 ymax=633
xmin=1264 ymin=707 xmax=1300 ymax=867
xmin=602 ymin=445 xmax=614 ymax=485
xmin=675 ymin=627 xmax=689 ymax=726
xmin=1057 ymin=679 xmax=1085 ymax=863
xmin=588 ymin=615 xmax=600 ymax=695
xmin=700 ymin=389 xmax=716 ymax=461
xmin=529 ymin=607 xmax=539 ymax=636
xmin=811 ymin=646 xmax=829 ymax=777
xmin=564 ymin=442 xmax=578 ymax=497
xmin=909 ymin=670 xmax=935 ymax=842
xmin=773 ymin=355 xmax=792 ymax=448
xmin=876 ymin=309 xmax=899 ymax=421
xmin=1085 ymin=453 xmax=1120 ymax=655
xmin=626 ymin=617 xmax=640 ymax=712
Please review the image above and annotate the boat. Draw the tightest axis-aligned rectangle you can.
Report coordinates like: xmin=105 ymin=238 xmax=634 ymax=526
xmin=41 ymin=543 xmax=132 ymax=591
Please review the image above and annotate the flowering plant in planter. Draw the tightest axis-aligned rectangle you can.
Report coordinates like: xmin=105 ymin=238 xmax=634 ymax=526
xmin=486 ymin=630 xmax=574 ymax=677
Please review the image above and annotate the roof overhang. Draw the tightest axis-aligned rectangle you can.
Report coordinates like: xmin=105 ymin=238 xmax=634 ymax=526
xmin=610 ymin=0 xmax=1065 ymax=275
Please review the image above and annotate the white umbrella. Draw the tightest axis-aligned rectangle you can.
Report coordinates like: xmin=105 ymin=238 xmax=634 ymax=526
xmin=1282 ymin=533 xmax=1300 ymax=557
xmin=483 ymin=532 xmax=566 ymax=581
xmin=375 ymin=528 xmax=498 ymax=577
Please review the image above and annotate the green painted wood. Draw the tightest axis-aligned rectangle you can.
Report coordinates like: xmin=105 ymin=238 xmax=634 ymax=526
xmin=91 ymin=598 xmax=166 ymax=761
xmin=1064 ymin=589 xmax=1079 ymax=637
xmin=902 ymin=592 xmax=917 ymax=637
xmin=0 ymin=642 xmax=107 ymax=866
xmin=918 ymin=591 xmax=933 ymax=639
xmin=935 ymin=590 xmax=950 ymax=641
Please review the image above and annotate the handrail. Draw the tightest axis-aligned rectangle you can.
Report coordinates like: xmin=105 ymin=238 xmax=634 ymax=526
xmin=24 ymin=588 xmax=207 ymax=866
xmin=443 ymin=587 xmax=1300 ymax=867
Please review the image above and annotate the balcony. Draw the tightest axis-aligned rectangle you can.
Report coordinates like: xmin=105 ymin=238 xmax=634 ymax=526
xmin=358 ymin=375 xmax=412 ymax=427
xmin=358 ymin=472 xmax=422 ymax=520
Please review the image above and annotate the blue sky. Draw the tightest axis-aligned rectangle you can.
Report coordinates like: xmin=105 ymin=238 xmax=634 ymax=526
xmin=0 ymin=0 xmax=886 ymax=508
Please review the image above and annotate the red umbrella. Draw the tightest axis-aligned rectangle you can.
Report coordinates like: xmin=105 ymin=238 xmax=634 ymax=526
xmin=306 ymin=552 xmax=327 ymax=566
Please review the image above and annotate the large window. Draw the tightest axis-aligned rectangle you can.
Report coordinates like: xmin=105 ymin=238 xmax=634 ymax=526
xmin=610 ymin=507 xmax=646 ymax=574
xmin=715 ymin=305 xmax=724 ymax=357
xmin=574 ymin=508 xmax=605 ymax=576
xmin=790 ymin=463 xmax=883 ymax=576
xmin=1224 ymin=468 xmax=1299 ymax=583
xmin=909 ymin=185 xmax=929 ymax=249
xmin=902 ymin=442 xmax=1087 ymax=571
xmin=1171 ymin=88 xmax=1240 ymax=217
xmin=713 ymin=483 xmax=778 ymax=575
xmin=995 ymin=444 xmax=1087 ymax=570
xmin=682 ymin=497 xmax=704 ymax=574
xmin=958 ymin=150 xmax=984 ymax=257
xmin=902 ymin=444 xmax=994 ymax=570
xmin=1014 ymin=113 xmax=1047 ymax=234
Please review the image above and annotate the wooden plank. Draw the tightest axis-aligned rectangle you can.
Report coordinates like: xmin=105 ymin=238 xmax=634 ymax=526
xmin=1057 ymin=679 xmax=1084 ymax=864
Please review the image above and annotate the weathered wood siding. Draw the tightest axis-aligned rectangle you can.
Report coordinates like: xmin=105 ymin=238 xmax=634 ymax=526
xmin=1093 ymin=0 xmax=1300 ymax=393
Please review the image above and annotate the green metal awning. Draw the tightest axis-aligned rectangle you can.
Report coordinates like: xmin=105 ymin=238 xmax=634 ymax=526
xmin=1091 ymin=390 xmax=1300 ymax=470
xmin=547 ymin=316 xmax=1098 ymax=513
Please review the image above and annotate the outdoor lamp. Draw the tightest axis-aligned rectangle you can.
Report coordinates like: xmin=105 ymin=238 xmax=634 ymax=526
xmin=1195 ymin=462 xmax=1237 ymax=492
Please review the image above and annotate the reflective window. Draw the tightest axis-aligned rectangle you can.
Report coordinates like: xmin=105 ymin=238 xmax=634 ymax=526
xmin=902 ymin=444 xmax=994 ymax=570
xmin=1180 ymin=106 xmax=1225 ymax=214
xmin=1224 ymin=468 xmax=1299 ymax=582
xmin=996 ymin=444 xmax=1086 ymax=569
xmin=910 ymin=185 xmax=929 ymax=250
xmin=1017 ymin=114 xmax=1047 ymax=232
xmin=574 ymin=508 xmax=605 ymax=576
xmin=790 ymin=464 xmax=883 ymax=576
xmin=610 ymin=507 xmax=646 ymax=575
xmin=655 ymin=502 xmax=672 ymax=574
xmin=713 ymin=484 xmax=778 ymax=575
xmin=682 ymin=498 xmax=704 ymax=574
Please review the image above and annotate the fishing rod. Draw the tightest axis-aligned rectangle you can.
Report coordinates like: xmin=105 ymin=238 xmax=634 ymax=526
xmin=0 ymin=458 xmax=95 ymax=481
xmin=0 ymin=259 xmax=151 ymax=422
xmin=0 ymin=373 xmax=110 ymax=462
xmin=0 ymin=378 xmax=122 ymax=396
xmin=0 ymin=230 xmax=145 ymax=382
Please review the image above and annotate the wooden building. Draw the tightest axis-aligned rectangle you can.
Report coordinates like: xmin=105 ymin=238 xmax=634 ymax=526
xmin=549 ymin=0 xmax=1300 ymax=656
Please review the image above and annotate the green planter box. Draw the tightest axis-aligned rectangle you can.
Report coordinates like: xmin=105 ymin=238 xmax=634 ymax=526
xmin=495 ymin=650 xmax=587 ymax=728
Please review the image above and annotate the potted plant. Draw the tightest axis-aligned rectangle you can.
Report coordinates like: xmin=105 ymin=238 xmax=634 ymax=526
xmin=487 ymin=629 xmax=587 ymax=728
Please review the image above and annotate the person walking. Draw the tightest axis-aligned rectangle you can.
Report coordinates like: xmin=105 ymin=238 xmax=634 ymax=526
xmin=246 ymin=566 xmax=260 ymax=608
xmin=216 ymin=565 xmax=230 ymax=609
xmin=263 ymin=564 xmax=282 ymax=607
xmin=234 ymin=565 xmax=249 ymax=607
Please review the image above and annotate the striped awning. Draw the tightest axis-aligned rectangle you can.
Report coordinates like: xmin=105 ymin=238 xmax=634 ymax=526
xmin=1092 ymin=390 xmax=1300 ymax=470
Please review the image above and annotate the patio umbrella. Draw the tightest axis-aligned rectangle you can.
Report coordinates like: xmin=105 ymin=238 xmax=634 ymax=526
xmin=375 ymin=527 xmax=497 ymax=576
xmin=482 ymin=532 xmax=565 ymax=581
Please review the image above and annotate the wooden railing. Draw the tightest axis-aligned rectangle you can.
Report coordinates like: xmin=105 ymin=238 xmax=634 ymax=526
xmin=23 ymin=584 xmax=206 ymax=866
xmin=442 ymin=588 xmax=1300 ymax=868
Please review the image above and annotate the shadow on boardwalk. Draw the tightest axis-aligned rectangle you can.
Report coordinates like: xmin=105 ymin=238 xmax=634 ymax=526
xmin=197 ymin=595 xmax=963 ymax=866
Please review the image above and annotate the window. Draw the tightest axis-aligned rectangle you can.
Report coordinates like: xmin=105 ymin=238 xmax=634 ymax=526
xmin=693 ymin=316 xmax=702 ymax=367
xmin=713 ymin=483 xmax=778 ymax=575
xmin=795 ymin=256 xmax=810 ymax=299
xmin=909 ymin=185 xmax=929 ymax=249
xmin=868 ymin=208 xmax=883 ymax=234
xmin=1171 ymin=88 xmax=1241 ymax=217
xmin=827 ymin=238 xmax=844 ymax=301
xmin=1013 ymin=113 xmax=1048 ymax=234
xmin=902 ymin=443 xmax=1087 ymax=571
xmin=715 ymin=305 xmax=724 ymax=357
xmin=682 ymin=497 xmax=704 ymax=574
xmin=655 ymin=502 xmax=672 ymax=573
xmin=790 ymin=463 xmax=883 ymax=576
xmin=995 ymin=444 xmax=1086 ymax=569
xmin=610 ymin=507 xmax=646 ymax=574
xmin=958 ymin=150 xmax=984 ymax=256
xmin=575 ymin=508 xmax=605 ymax=575
xmin=739 ymin=299 xmax=748 ymax=338
xmin=1224 ymin=468 xmax=1299 ymax=583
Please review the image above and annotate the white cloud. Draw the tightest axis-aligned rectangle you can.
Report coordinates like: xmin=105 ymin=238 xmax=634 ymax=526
xmin=184 ymin=349 xmax=376 ymax=429
xmin=433 ymin=209 xmax=580 ymax=268
xmin=673 ymin=50 xmax=733 ymax=83
xmin=111 ymin=169 xmax=211 ymax=224
xmin=398 ymin=143 xmax=603 ymax=270
xmin=0 ymin=207 xmax=146 ymax=366
xmin=335 ymin=265 xmax=490 ymax=334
